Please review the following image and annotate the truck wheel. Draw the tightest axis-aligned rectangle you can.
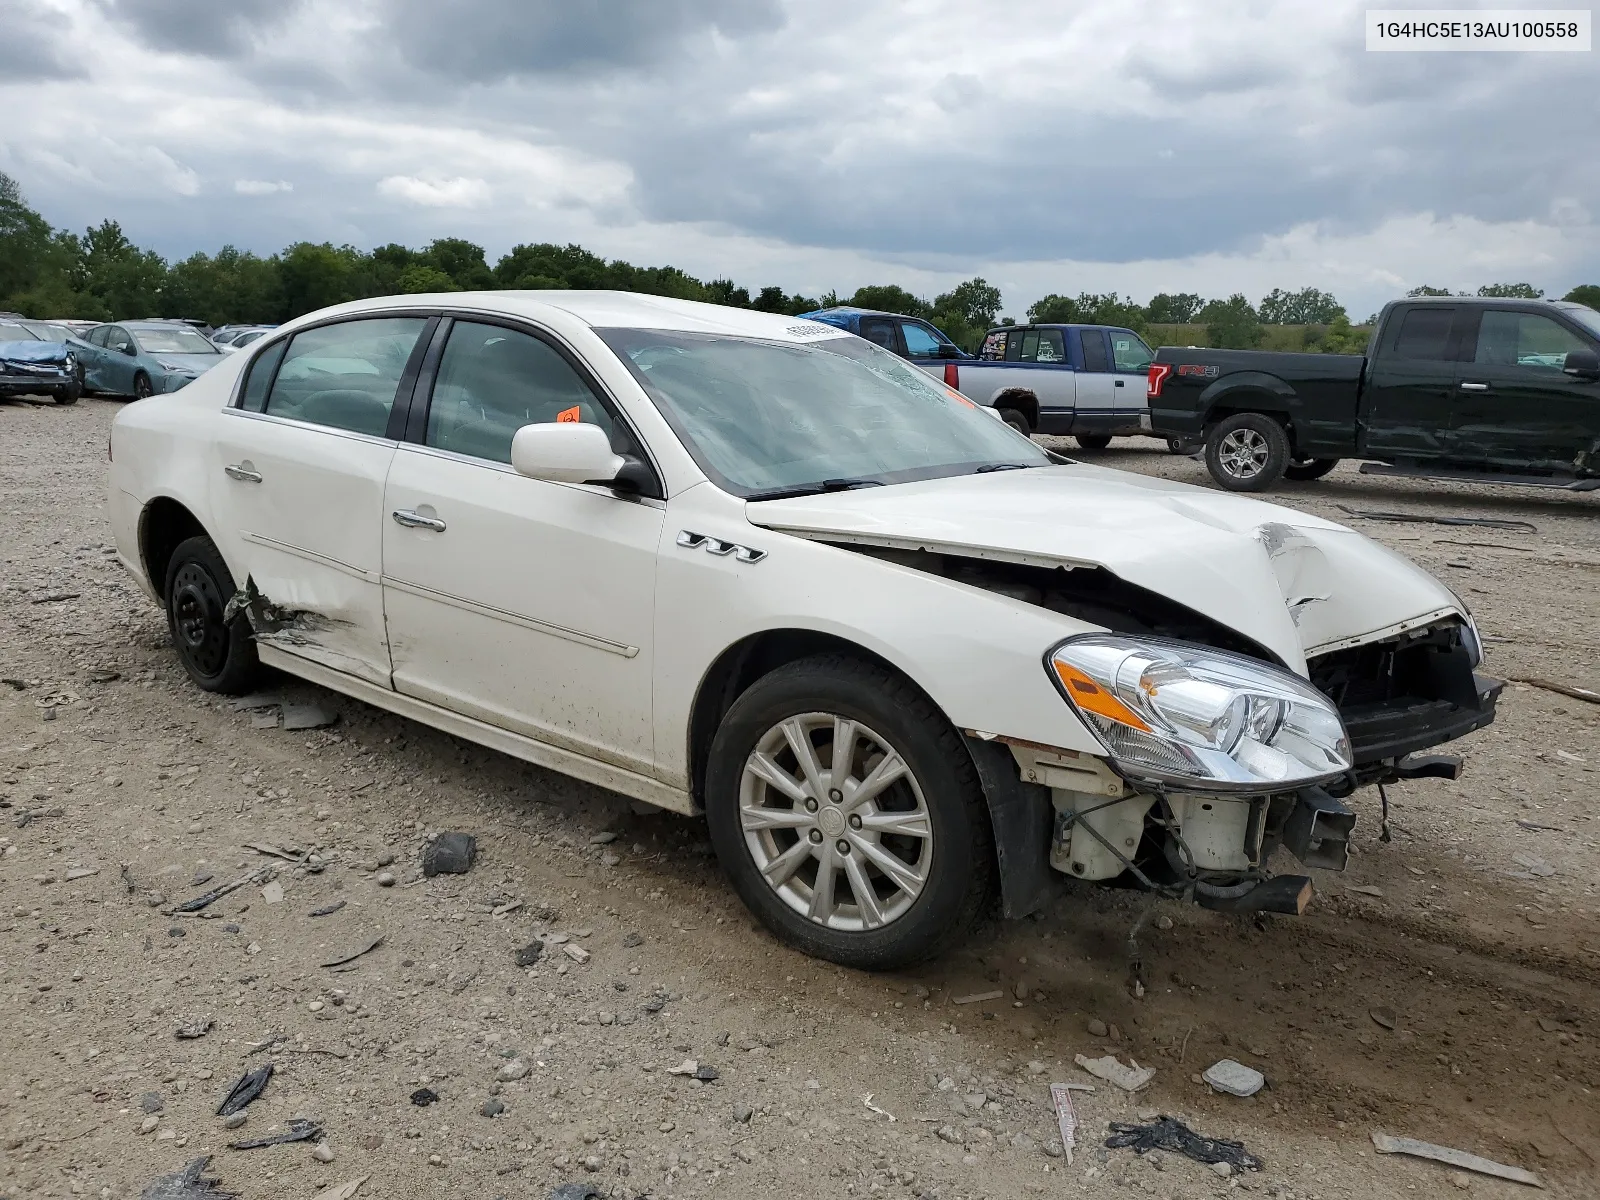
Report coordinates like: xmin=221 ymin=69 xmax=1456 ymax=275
xmin=1075 ymin=434 xmax=1112 ymax=451
xmin=1284 ymin=457 xmax=1340 ymax=482
xmin=997 ymin=408 xmax=1031 ymax=436
xmin=164 ymin=535 xmax=261 ymax=694
xmin=704 ymin=654 xmax=994 ymax=971
xmin=1206 ymin=413 xmax=1288 ymax=492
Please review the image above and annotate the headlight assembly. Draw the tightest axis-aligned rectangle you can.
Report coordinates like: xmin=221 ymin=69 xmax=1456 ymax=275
xmin=1047 ymin=635 xmax=1351 ymax=791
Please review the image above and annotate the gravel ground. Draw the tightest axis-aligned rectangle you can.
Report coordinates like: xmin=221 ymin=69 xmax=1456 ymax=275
xmin=2 ymin=396 xmax=1596 ymax=1200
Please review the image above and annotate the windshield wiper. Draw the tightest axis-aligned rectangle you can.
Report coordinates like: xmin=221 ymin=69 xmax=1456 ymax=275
xmin=973 ymin=462 xmax=1036 ymax=473
xmin=743 ymin=477 xmax=885 ymax=502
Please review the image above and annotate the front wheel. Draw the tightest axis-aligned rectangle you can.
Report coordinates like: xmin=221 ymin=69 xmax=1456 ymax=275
xmin=997 ymin=407 xmax=1031 ymax=436
xmin=1284 ymin=456 xmax=1340 ymax=482
xmin=132 ymin=372 xmax=153 ymax=400
xmin=1205 ymin=412 xmax=1289 ymax=492
xmin=53 ymin=383 xmax=81 ymax=406
xmin=164 ymin=535 xmax=261 ymax=694
xmin=1075 ymin=434 xmax=1112 ymax=451
xmin=705 ymin=655 xmax=994 ymax=970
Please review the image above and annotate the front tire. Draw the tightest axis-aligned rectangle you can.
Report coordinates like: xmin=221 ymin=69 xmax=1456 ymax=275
xmin=164 ymin=535 xmax=261 ymax=694
xmin=133 ymin=372 xmax=153 ymax=400
xmin=705 ymin=655 xmax=994 ymax=970
xmin=1205 ymin=412 xmax=1289 ymax=491
xmin=53 ymin=382 xmax=81 ymax=406
xmin=998 ymin=407 xmax=1031 ymax=436
xmin=1075 ymin=434 xmax=1112 ymax=451
xmin=1284 ymin=456 xmax=1340 ymax=482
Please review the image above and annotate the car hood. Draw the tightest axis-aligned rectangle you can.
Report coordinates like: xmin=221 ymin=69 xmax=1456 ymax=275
xmin=152 ymin=354 xmax=222 ymax=372
xmin=0 ymin=339 xmax=71 ymax=365
xmin=744 ymin=464 xmax=1464 ymax=673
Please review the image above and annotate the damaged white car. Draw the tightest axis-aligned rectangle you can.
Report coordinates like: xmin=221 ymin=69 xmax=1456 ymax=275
xmin=108 ymin=293 xmax=1501 ymax=969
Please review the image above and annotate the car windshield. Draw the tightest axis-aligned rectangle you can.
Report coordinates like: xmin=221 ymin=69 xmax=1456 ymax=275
xmin=598 ymin=328 xmax=1050 ymax=496
xmin=133 ymin=327 xmax=220 ymax=355
xmin=0 ymin=322 xmax=42 ymax=341
xmin=1564 ymin=305 xmax=1600 ymax=340
xmin=21 ymin=322 xmax=69 ymax=341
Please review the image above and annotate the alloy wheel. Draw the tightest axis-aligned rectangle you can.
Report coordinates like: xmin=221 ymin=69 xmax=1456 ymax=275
xmin=1218 ymin=428 xmax=1269 ymax=480
xmin=739 ymin=712 xmax=933 ymax=931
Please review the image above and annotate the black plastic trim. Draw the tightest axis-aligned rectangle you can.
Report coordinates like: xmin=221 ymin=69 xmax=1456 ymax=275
xmin=963 ymin=736 xmax=1054 ymax=919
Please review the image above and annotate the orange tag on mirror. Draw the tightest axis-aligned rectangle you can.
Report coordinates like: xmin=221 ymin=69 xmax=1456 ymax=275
xmin=556 ymin=405 xmax=581 ymax=423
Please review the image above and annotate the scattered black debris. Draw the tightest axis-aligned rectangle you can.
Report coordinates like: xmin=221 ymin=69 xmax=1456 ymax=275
xmin=1334 ymin=504 xmax=1537 ymax=533
xmin=228 ymin=1118 xmax=321 ymax=1150
xmin=622 ymin=931 xmax=644 ymax=948
xmin=309 ymin=900 xmax=347 ymax=918
xmin=139 ymin=1092 xmax=165 ymax=1114
xmin=1 ymin=678 xmax=28 ymax=690
xmin=514 ymin=940 xmax=544 ymax=967
xmin=410 ymin=1088 xmax=440 ymax=1107
xmin=1105 ymin=1115 xmax=1262 ymax=1172
xmin=88 ymin=668 xmax=121 ymax=683
xmin=175 ymin=1018 xmax=213 ymax=1040
xmin=421 ymin=831 xmax=477 ymax=876
xmin=172 ymin=867 xmax=271 ymax=914
xmin=216 ymin=1065 xmax=273 ymax=1116
xmin=30 ymin=592 xmax=81 ymax=604
xmin=548 ymin=1185 xmax=604 ymax=1200
xmin=15 ymin=805 xmax=64 ymax=828
xmin=319 ymin=935 xmax=384 ymax=968
xmin=695 ymin=1066 xmax=720 ymax=1082
xmin=641 ymin=996 xmax=665 ymax=1014
xmin=140 ymin=1155 xmax=237 ymax=1200
xmin=1515 ymin=819 xmax=1566 ymax=833
xmin=480 ymin=1098 xmax=506 ymax=1118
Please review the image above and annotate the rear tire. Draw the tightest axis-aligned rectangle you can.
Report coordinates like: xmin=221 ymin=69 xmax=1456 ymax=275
xmin=1284 ymin=457 xmax=1340 ymax=482
xmin=1075 ymin=434 xmax=1112 ymax=451
xmin=1205 ymin=412 xmax=1289 ymax=492
xmin=704 ymin=654 xmax=994 ymax=970
xmin=164 ymin=535 xmax=261 ymax=694
xmin=998 ymin=408 xmax=1031 ymax=436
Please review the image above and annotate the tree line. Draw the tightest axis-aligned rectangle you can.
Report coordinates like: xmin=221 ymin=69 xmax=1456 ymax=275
xmin=3 ymin=173 xmax=1595 ymax=354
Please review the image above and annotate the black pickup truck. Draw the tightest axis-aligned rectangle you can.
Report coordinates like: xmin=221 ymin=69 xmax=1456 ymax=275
xmin=1148 ymin=296 xmax=1600 ymax=492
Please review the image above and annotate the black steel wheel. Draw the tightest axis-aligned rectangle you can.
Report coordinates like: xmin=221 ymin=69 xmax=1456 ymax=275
xmin=164 ymin=535 xmax=260 ymax=693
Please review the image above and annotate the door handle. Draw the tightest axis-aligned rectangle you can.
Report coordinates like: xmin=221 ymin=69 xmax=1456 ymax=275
xmin=224 ymin=464 xmax=262 ymax=482
xmin=1114 ymin=379 xmax=1125 ymax=387
xmin=1458 ymin=381 xmax=1490 ymax=392
xmin=392 ymin=509 xmax=446 ymax=532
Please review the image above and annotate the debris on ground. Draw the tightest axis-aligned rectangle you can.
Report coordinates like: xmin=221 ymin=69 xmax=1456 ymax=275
xmin=1510 ymin=677 xmax=1600 ymax=706
xmin=1334 ymin=505 xmax=1537 ymax=533
xmin=171 ymin=867 xmax=271 ymax=914
xmin=861 ymin=1092 xmax=896 ymax=1121
xmin=319 ymin=935 xmax=384 ymax=968
xmin=1510 ymin=851 xmax=1558 ymax=879
xmin=667 ymin=1060 xmax=699 ymax=1076
xmin=216 ymin=1065 xmax=273 ymax=1116
xmin=261 ymin=880 xmax=285 ymax=905
xmin=410 ymin=1088 xmax=439 ymax=1106
xmin=548 ymin=1184 xmax=604 ymax=1200
xmin=561 ymin=942 xmax=591 ymax=964
xmin=228 ymin=1118 xmax=322 ymax=1150
xmin=1106 ymin=1115 xmax=1263 ymax=1172
xmin=309 ymin=900 xmax=346 ymax=917
xmin=243 ymin=841 xmax=309 ymax=863
xmin=140 ymin=1156 xmax=237 ymax=1200
xmin=421 ymin=831 xmax=477 ymax=876
xmin=229 ymin=693 xmax=283 ymax=712
xmin=952 ymin=989 xmax=1004 ymax=1005
xmin=1202 ymin=1059 xmax=1265 ymax=1097
xmin=174 ymin=1018 xmax=213 ymax=1040
xmin=310 ymin=1178 xmax=368 ymax=1200
xmin=1049 ymin=1083 xmax=1079 ymax=1165
xmin=281 ymin=702 xmax=338 ymax=731
xmin=1371 ymin=1132 xmax=1542 ymax=1187
xmin=1074 ymin=1053 xmax=1155 ymax=1092
xmin=514 ymin=939 xmax=544 ymax=967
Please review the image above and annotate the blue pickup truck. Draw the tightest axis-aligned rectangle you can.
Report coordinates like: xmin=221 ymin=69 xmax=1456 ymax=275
xmin=800 ymin=307 xmax=1155 ymax=447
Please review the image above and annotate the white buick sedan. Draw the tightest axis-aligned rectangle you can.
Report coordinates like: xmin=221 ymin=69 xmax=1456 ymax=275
xmin=109 ymin=292 xmax=1499 ymax=969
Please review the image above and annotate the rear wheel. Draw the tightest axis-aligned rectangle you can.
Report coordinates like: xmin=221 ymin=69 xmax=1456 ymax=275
xmin=1205 ymin=412 xmax=1289 ymax=492
xmin=1284 ymin=456 xmax=1340 ymax=482
xmin=998 ymin=408 xmax=1031 ymax=436
xmin=164 ymin=535 xmax=260 ymax=694
xmin=133 ymin=372 xmax=153 ymax=400
xmin=1075 ymin=434 xmax=1112 ymax=451
xmin=705 ymin=655 xmax=994 ymax=970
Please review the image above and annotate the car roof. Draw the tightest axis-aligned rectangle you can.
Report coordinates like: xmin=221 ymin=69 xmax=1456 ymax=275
xmin=304 ymin=291 xmax=853 ymax=343
xmin=800 ymin=305 xmax=918 ymax=321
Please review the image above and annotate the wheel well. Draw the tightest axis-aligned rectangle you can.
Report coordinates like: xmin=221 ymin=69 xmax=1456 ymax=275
xmin=687 ymin=630 xmax=912 ymax=805
xmin=139 ymin=498 xmax=206 ymax=603
xmin=1204 ymin=404 xmax=1297 ymax=452
xmin=993 ymin=389 xmax=1039 ymax=430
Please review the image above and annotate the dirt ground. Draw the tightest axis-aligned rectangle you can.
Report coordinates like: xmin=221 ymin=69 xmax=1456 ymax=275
xmin=2 ymin=395 xmax=1596 ymax=1200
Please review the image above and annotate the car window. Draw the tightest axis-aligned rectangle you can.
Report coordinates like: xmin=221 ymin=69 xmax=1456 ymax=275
xmin=1078 ymin=330 xmax=1110 ymax=371
xmin=978 ymin=330 xmax=1007 ymax=361
xmin=899 ymin=321 xmax=944 ymax=359
xmin=1111 ymin=331 xmax=1153 ymax=372
xmin=1014 ymin=329 xmax=1066 ymax=364
xmin=87 ymin=326 xmax=109 ymax=347
xmin=264 ymin=317 xmax=426 ymax=437
xmin=1391 ymin=308 xmax=1456 ymax=360
xmin=1473 ymin=310 xmax=1591 ymax=369
xmin=858 ymin=318 xmax=899 ymax=353
xmin=238 ymin=340 xmax=287 ymax=412
xmin=235 ymin=330 xmax=264 ymax=347
xmin=108 ymin=327 xmax=134 ymax=354
xmin=424 ymin=321 xmax=619 ymax=464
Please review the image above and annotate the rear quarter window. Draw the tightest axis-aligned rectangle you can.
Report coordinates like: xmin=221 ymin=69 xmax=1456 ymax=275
xmin=1390 ymin=308 xmax=1456 ymax=360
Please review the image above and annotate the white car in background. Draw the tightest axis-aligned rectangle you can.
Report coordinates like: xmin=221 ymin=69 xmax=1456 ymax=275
xmin=108 ymin=292 xmax=1500 ymax=969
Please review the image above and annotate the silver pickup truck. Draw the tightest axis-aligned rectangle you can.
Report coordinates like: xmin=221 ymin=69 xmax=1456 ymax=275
xmin=938 ymin=323 xmax=1156 ymax=448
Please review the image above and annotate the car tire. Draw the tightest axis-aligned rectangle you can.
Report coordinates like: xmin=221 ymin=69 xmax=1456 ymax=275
xmin=1075 ymin=434 xmax=1113 ymax=451
xmin=163 ymin=535 xmax=261 ymax=694
xmin=704 ymin=654 xmax=994 ymax=971
xmin=1284 ymin=456 xmax=1340 ymax=482
xmin=1205 ymin=412 xmax=1289 ymax=492
xmin=133 ymin=372 xmax=153 ymax=400
xmin=998 ymin=408 xmax=1031 ymax=436
xmin=53 ymin=383 xmax=81 ymax=406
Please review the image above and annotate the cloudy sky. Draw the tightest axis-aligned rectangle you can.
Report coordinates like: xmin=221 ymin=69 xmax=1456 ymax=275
xmin=3 ymin=0 xmax=1596 ymax=318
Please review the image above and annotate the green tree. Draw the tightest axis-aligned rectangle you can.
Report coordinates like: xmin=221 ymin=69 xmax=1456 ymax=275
xmin=396 ymin=265 xmax=460 ymax=293
xmin=1406 ymin=285 xmax=1455 ymax=297
xmin=705 ymin=278 xmax=751 ymax=307
xmin=1259 ymin=286 xmax=1345 ymax=324
xmin=1199 ymin=294 xmax=1263 ymax=349
xmin=423 ymin=238 xmax=493 ymax=290
xmin=846 ymin=285 xmax=931 ymax=318
xmin=1563 ymin=284 xmax=1600 ymax=308
xmin=0 ymin=172 xmax=56 ymax=304
xmin=1476 ymin=282 xmax=1543 ymax=299
xmin=1145 ymin=292 xmax=1204 ymax=324
xmin=163 ymin=245 xmax=284 ymax=325
xmin=1027 ymin=291 xmax=1145 ymax=332
xmin=278 ymin=242 xmax=378 ymax=317
xmin=1310 ymin=313 xmax=1368 ymax=354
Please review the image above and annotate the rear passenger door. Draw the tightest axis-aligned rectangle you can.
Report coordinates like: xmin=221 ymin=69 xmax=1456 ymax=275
xmin=1362 ymin=305 xmax=1465 ymax=459
xmin=210 ymin=315 xmax=433 ymax=687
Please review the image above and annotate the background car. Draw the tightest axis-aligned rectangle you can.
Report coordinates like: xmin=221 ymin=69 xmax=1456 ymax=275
xmin=76 ymin=319 xmax=224 ymax=398
xmin=0 ymin=317 xmax=81 ymax=404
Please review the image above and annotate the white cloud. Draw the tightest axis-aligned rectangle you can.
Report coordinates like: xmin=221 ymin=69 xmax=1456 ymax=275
xmin=376 ymin=175 xmax=491 ymax=208
xmin=234 ymin=179 xmax=293 ymax=195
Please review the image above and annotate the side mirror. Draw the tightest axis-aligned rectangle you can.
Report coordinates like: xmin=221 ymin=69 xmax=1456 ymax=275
xmin=510 ymin=422 xmax=624 ymax=485
xmin=936 ymin=343 xmax=962 ymax=359
xmin=119 ymin=343 xmax=136 ymax=356
xmin=1563 ymin=348 xmax=1600 ymax=379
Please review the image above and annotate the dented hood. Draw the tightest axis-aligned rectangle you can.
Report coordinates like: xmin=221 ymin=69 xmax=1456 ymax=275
xmin=745 ymin=464 xmax=1464 ymax=674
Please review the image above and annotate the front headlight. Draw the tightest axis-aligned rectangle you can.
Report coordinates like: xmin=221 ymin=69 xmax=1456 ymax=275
xmin=1047 ymin=635 xmax=1351 ymax=791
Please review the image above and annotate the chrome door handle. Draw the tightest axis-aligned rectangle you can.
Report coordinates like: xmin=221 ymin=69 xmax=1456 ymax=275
xmin=1458 ymin=381 xmax=1490 ymax=391
xmin=392 ymin=509 xmax=446 ymax=532
xmin=224 ymin=464 xmax=262 ymax=482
